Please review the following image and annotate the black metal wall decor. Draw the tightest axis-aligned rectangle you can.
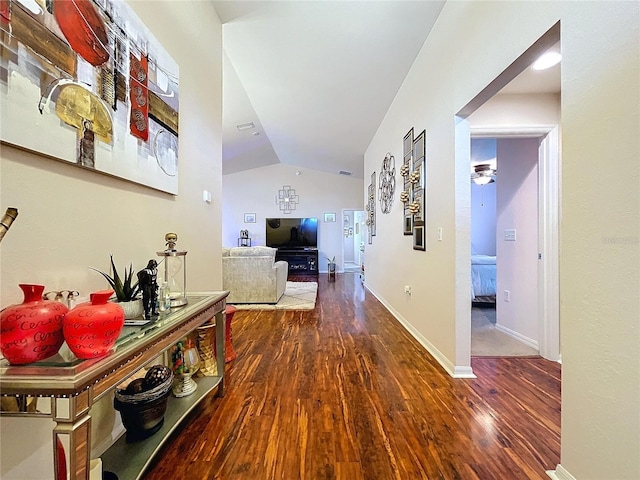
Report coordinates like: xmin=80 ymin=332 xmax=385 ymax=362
xmin=366 ymin=171 xmax=376 ymax=244
xmin=276 ymin=185 xmax=299 ymax=214
xmin=378 ymin=153 xmax=396 ymax=214
xmin=401 ymin=128 xmax=426 ymax=250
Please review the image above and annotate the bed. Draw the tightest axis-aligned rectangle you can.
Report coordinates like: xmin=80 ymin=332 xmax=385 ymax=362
xmin=471 ymin=254 xmax=496 ymax=303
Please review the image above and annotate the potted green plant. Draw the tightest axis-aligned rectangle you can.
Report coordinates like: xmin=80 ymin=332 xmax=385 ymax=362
xmin=326 ymin=256 xmax=336 ymax=279
xmin=91 ymin=255 xmax=143 ymax=319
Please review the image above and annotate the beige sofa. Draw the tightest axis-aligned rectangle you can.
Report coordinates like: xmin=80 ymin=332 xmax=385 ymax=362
xmin=222 ymin=246 xmax=288 ymax=304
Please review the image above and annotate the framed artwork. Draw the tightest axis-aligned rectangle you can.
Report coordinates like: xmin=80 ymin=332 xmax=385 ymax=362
xmin=324 ymin=212 xmax=336 ymax=222
xmin=0 ymin=0 xmax=180 ymax=194
xmin=244 ymin=213 xmax=256 ymax=223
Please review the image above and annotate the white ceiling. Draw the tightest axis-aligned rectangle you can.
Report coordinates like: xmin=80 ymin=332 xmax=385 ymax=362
xmin=213 ymin=1 xmax=560 ymax=179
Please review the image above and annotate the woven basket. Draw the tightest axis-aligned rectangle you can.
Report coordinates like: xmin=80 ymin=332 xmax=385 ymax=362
xmin=114 ymin=372 xmax=173 ymax=404
xmin=114 ymin=368 xmax=174 ymax=441
xmin=114 ymin=389 xmax=171 ymax=441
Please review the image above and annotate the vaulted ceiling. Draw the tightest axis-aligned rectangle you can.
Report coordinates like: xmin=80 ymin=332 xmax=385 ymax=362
xmin=213 ymin=1 xmax=560 ymax=179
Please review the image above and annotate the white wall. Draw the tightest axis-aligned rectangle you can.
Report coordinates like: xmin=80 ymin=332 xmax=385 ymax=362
xmin=496 ymin=138 xmax=540 ymax=345
xmin=364 ymin=2 xmax=639 ymax=479
xmin=222 ymin=164 xmax=364 ymax=272
xmin=0 ymin=1 xmax=223 ymax=478
xmin=471 ymin=138 xmax=498 ymax=256
xmin=471 ymin=182 xmax=496 ymax=255
xmin=470 ymin=93 xmax=561 ymax=127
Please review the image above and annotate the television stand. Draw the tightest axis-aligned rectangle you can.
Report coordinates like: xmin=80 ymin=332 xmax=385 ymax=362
xmin=276 ymin=248 xmax=318 ymax=276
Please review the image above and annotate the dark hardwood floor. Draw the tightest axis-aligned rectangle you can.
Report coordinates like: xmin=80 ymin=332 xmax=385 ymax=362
xmin=143 ymin=274 xmax=561 ymax=480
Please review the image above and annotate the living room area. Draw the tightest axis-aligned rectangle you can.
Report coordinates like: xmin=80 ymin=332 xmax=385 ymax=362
xmin=221 ymin=162 xmax=364 ymax=279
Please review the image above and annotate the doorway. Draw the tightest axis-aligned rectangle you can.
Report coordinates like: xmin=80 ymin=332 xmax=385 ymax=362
xmin=454 ymin=22 xmax=561 ymax=370
xmin=470 ymin=134 xmax=558 ymax=358
xmin=342 ymin=209 xmax=365 ymax=273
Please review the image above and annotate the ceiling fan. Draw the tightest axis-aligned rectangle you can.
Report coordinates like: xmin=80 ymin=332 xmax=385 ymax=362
xmin=471 ymin=163 xmax=496 ymax=185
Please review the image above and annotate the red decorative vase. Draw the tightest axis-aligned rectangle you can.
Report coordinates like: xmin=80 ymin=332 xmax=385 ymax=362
xmin=0 ymin=284 xmax=68 ymax=365
xmin=63 ymin=290 xmax=124 ymax=359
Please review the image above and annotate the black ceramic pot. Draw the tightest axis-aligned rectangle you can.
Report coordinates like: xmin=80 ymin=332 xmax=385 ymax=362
xmin=113 ymin=389 xmax=171 ymax=442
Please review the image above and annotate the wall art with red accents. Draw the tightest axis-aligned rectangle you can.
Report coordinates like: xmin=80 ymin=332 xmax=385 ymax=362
xmin=0 ymin=0 xmax=180 ymax=194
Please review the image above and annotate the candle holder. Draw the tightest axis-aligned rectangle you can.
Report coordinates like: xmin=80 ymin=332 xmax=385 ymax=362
xmin=171 ymin=338 xmax=200 ymax=397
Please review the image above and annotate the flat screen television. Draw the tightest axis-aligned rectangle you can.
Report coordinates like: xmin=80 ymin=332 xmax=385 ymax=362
xmin=266 ymin=217 xmax=318 ymax=249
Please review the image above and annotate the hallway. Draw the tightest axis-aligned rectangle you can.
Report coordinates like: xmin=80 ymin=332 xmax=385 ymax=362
xmin=144 ymin=274 xmax=560 ymax=479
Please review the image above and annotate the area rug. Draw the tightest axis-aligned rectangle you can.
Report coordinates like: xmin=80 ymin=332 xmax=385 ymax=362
xmin=231 ymin=281 xmax=318 ymax=310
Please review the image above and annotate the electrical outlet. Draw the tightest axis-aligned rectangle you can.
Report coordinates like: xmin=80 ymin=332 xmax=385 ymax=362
xmin=437 ymin=227 xmax=443 ymax=241
xmin=404 ymin=285 xmax=412 ymax=295
xmin=504 ymin=290 xmax=511 ymax=302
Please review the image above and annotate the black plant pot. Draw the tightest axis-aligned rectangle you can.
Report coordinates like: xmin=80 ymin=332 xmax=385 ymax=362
xmin=114 ymin=389 xmax=171 ymax=442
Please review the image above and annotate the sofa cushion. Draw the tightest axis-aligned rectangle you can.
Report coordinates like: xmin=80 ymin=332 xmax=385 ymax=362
xmin=230 ymin=246 xmax=276 ymax=259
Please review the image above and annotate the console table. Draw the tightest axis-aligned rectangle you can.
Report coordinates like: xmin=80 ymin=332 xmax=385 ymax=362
xmin=276 ymin=248 xmax=318 ymax=275
xmin=0 ymin=291 xmax=229 ymax=480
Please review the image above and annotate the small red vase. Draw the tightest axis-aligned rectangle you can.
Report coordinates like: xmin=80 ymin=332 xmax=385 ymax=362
xmin=0 ymin=284 xmax=68 ymax=365
xmin=63 ymin=290 xmax=124 ymax=359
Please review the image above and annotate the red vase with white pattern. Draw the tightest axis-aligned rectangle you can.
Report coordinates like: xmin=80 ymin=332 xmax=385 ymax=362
xmin=0 ymin=284 xmax=68 ymax=365
xmin=63 ymin=290 xmax=124 ymax=359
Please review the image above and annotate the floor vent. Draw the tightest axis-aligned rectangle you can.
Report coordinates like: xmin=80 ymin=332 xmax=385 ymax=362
xmin=339 ymin=170 xmax=352 ymax=176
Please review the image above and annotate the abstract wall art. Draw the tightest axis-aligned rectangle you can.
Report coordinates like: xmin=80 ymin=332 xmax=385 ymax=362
xmin=0 ymin=0 xmax=180 ymax=194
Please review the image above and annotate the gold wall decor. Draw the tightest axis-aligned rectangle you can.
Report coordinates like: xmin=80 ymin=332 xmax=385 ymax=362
xmin=401 ymin=128 xmax=426 ymax=250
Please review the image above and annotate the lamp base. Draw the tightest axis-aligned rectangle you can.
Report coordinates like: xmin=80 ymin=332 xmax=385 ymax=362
xmin=172 ymin=374 xmax=198 ymax=397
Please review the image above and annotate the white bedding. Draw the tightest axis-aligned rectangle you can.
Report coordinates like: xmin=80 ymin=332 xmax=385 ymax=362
xmin=471 ymin=255 xmax=496 ymax=300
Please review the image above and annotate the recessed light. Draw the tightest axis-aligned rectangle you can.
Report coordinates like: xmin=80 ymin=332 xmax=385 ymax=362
xmin=532 ymin=51 xmax=562 ymax=71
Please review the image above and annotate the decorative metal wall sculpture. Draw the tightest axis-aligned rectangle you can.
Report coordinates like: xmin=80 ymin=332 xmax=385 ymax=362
xmin=378 ymin=153 xmax=396 ymax=214
xmin=366 ymin=171 xmax=376 ymax=244
xmin=276 ymin=185 xmax=299 ymax=214
xmin=401 ymin=128 xmax=426 ymax=250
xmin=401 ymin=129 xmax=414 ymax=235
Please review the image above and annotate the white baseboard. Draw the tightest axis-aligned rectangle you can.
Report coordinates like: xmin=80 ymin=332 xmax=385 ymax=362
xmin=364 ymin=285 xmax=476 ymax=379
xmin=546 ymin=464 xmax=576 ymax=480
xmin=495 ymin=323 xmax=539 ymax=351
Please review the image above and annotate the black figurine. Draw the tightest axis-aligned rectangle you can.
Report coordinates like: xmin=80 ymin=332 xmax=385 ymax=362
xmin=137 ymin=259 xmax=158 ymax=319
